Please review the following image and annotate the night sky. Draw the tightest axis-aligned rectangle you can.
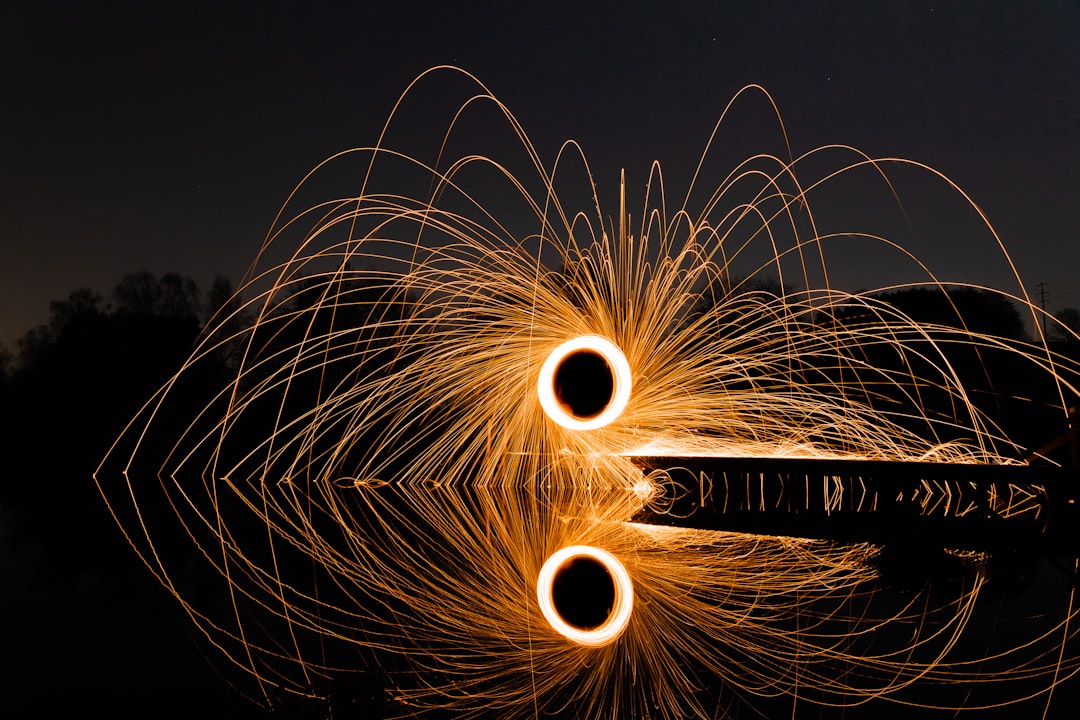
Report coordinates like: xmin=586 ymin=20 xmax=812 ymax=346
xmin=3 ymin=0 xmax=1078 ymax=349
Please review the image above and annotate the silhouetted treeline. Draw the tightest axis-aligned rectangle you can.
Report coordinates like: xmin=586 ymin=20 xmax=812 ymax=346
xmin=686 ymin=279 xmax=1079 ymax=462
xmin=3 ymin=272 xmax=233 ymax=529
xmin=0 ymin=271 xmax=291 ymax=718
xmin=0 ymin=268 xmax=410 ymax=718
xmin=860 ymin=287 xmax=1077 ymax=461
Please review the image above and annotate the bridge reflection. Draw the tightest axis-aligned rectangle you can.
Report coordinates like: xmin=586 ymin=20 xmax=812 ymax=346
xmin=631 ymin=456 xmax=1080 ymax=555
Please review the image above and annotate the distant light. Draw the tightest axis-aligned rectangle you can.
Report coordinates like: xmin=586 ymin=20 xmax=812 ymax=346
xmin=536 ymin=545 xmax=633 ymax=647
xmin=537 ymin=335 xmax=632 ymax=430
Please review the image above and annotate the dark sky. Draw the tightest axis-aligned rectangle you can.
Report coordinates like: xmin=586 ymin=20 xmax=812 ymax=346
xmin=3 ymin=0 xmax=1079 ymax=348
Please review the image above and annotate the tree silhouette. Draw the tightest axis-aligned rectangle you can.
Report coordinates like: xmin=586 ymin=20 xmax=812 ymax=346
xmin=870 ymin=286 xmax=1027 ymax=341
xmin=0 ymin=270 xmax=285 ymax=716
xmin=861 ymin=287 xmax=1065 ymax=458
xmin=0 ymin=342 xmax=11 ymax=384
xmin=2 ymin=272 xmax=234 ymax=561
xmin=1053 ymin=307 xmax=1080 ymax=343
xmin=47 ymin=287 xmax=103 ymax=333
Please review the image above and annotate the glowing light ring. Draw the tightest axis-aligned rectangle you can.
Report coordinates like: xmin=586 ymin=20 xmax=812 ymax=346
xmin=536 ymin=545 xmax=634 ymax=647
xmin=537 ymin=335 xmax=632 ymax=430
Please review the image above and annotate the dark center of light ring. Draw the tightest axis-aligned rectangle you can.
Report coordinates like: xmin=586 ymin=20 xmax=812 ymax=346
xmin=537 ymin=545 xmax=634 ymax=646
xmin=551 ymin=555 xmax=616 ymax=630
xmin=553 ymin=349 xmax=615 ymax=420
xmin=537 ymin=335 xmax=632 ymax=431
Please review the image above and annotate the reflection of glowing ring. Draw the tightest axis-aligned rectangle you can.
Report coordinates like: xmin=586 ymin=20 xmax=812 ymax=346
xmin=536 ymin=545 xmax=634 ymax=647
xmin=537 ymin=335 xmax=632 ymax=430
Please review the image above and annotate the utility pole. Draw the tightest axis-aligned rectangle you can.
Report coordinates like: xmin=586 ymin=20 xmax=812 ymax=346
xmin=1037 ymin=281 xmax=1050 ymax=338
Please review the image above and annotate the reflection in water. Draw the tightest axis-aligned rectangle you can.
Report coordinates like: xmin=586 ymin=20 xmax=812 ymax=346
xmin=91 ymin=464 xmax=1080 ymax=717
xmin=632 ymin=456 xmax=1080 ymax=552
xmin=95 ymin=68 xmax=1080 ymax=717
